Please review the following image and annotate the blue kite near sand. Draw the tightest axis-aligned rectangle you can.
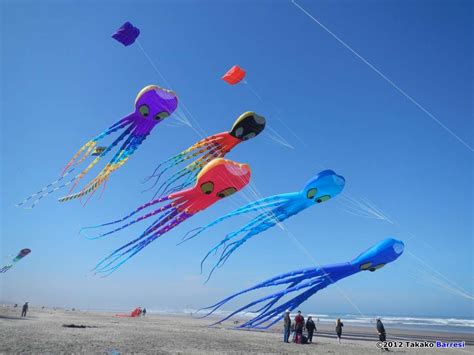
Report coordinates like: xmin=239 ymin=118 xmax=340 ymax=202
xmin=198 ymin=238 xmax=404 ymax=329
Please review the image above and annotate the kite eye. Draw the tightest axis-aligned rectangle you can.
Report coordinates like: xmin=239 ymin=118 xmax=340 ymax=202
xmin=139 ymin=104 xmax=150 ymax=117
xmin=316 ymin=195 xmax=331 ymax=203
xmin=234 ymin=127 xmax=244 ymax=138
xmin=242 ymin=132 xmax=256 ymax=141
xmin=306 ymin=188 xmax=318 ymax=199
xmin=154 ymin=111 xmax=169 ymax=121
xmin=369 ymin=263 xmax=385 ymax=272
xmin=359 ymin=262 xmax=372 ymax=271
xmin=200 ymin=181 xmax=214 ymax=195
xmin=217 ymin=187 xmax=237 ymax=198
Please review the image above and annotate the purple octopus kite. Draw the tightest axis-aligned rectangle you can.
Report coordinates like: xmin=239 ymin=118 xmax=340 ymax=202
xmin=17 ymin=85 xmax=178 ymax=208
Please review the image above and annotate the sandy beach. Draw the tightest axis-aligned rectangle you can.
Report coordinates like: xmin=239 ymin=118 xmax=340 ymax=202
xmin=1 ymin=306 xmax=472 ymax=354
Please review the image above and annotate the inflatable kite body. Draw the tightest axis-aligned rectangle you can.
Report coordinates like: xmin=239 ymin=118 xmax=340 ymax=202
xmin=82 ymin=158 xmax=251 ymax=275
xmin=145 ymin=111 xmax=265 ymax=196
xmin=112 ymin=22 xmax=140 ymax=46
xmin=222 ymin=65 xmax=246 ymax=85
xmin=116 ymin=307 xmax=142 ymax=317
xmin=182 ymin=170 xmax=346 ymax=281
xmin=0 ymin=248 xmax=31 ymax=273
xmin=199 ymin=238 xmax=404 ymax=328
xmin=17 ymin=85 xmax=178 ymax=208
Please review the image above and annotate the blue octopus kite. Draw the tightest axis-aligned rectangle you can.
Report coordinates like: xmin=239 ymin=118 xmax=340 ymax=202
xmin=198 ymin=238 xmax=404 ymax=329
xmin=181 ymin=169 xmax=345 ymax=281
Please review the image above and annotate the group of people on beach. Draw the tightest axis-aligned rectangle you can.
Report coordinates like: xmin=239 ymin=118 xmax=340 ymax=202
xmin=283 ymin=310 xmax=317 ymax=344
xmin=283 ymin=310 xmax=388 ymax=350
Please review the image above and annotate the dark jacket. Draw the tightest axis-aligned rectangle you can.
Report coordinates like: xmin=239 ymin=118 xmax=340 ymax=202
xmin=336 ymin=322 xmax=343 ymax=335
xmin=377 ymin=320 xmax=386 ymax=334
xmin=284 ymin=314 xmax=291 ymax=327
xmin=306 ymin=319 xmax=316 ymax=332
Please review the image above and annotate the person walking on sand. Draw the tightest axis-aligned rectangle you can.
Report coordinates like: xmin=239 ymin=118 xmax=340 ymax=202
xmin=294 ymin=310 xmax=305 ymax=343
xmin=377 ymin=318 xmax=389 ymax=351
xmin=21 ymin=302 xmax=28 ymax=317
xmin=306 ymin=316 xmax=316 ymax=344
xmin=283 ymin=310 xmax=291 ymax=343
xmin=142 ymin=308 xmax=147 ymax=317
xmin=335 ymin=318 xmax=343 ymax=344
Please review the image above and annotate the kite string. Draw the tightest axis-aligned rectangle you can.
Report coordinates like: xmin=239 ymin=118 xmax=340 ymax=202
xmin=291 ymin=0 xmax=473 ymax=152
xmin=135 ymin=39 xmax=207 ymax=139
xmin=241 ymin=79 xmax=296 ymax=150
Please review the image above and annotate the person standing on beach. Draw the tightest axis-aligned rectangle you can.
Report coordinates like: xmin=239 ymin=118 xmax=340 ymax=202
xmin=142 ymin=308 xmax=147 ymax=317
xmin=306 ymin=316 xmax=316 ymax=344
xmin=283 ymin=310 xmax=291 ymax=343
xmin=21 ymin=302 xmax=28 ymax=317
xmin=335 ymin=318 xmax=343 ymax=344
xmin=376 ymin=318 xmax=389 ymax=351
xmin=294 ymin=310 xmax=305 ymax=343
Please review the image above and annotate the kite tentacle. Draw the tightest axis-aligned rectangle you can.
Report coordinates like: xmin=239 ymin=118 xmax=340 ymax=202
xmin=63 ymin=116 xmax=134 ymax=174
xmin=80 ymin=195 xmax=171 ymax=234
xmin=199 ymin=211 xmax=275 ymax=274
xmin=179 ymin=196 xmax=290 ymax=245
xmin=202 ymin=209 xmax=291 ymax=282
xmin=82 ymin=202 xmax=177 ymax=240
xmin=15 ymin=168 xmax=76 ymax=208
xmin=61 ymin=123 xmax=136 ymax=198
xmin=59 ymin=125 xmax=148 ymax=202
xmin=196 ymin=270 xmax=318 ymax=319
xmin=153 ymin=142 xmax=225 ymax=197
xmin=94 ymin=212 xmax=190 ymax=275
xmin=209 ymin=278 xmax=326 ymax=328
xmin=144 ymin=135 xmax=223 ymax=186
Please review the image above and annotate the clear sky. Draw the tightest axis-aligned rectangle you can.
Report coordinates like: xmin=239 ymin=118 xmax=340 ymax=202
xmin=1 ymin=0 xmax=472 ymax=318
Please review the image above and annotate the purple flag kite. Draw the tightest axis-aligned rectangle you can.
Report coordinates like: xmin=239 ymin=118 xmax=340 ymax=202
xmin=112 ymin=22 xmax=140 ymax=46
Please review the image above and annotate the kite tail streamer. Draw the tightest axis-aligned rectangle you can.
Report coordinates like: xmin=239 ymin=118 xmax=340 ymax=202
xmin=16 ymin=119 xmax=136 ymax=208
xmin=202 ymin=209 xmax=288 ymax=282
xmin=179 ymin=196 xmax=290 ymax=245
xmin=59 ymin=124 xmax=147 ymax=202
xmin=196 ymin=268 xmax=318 ymax=318
xmin=81 ymin=202 xmax=177 ymax=240
xmin=0 ymin=265 xmax=13 ymax=273
xmin=60 ymin=123 xmax=136 ymax=198
xmin=15 ymin=168 xmax=76 ymax=208
xmin=151 ymin=141 xmax=226 ymax=197
xmin=144 ymin=134 xmax=223 ymax=184
xmin=80 ymin=195 xmax=171 ymax=234
xmin=94 ymin=211 xmax=190 ymax=275
xmin=63 ymin=116 xmax=133 ymax=174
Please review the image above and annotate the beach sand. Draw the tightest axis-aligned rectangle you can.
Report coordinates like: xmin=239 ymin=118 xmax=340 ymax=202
xmin=1 ymin=306 xmax=472 ymax=354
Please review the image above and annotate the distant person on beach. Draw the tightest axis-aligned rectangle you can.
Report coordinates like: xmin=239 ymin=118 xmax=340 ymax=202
xmin=283 ymin=310 xmax=291 ymax=343
xmin=294 ymin=310 xmax=305 ymax=343
xmin=377 ymin=318 xmax=389 ymax=351
xmin=21 ymin=302 xmax=28 ymax=317
xmin=142 ymin=308 xmax=146 ymax=316
xmin=306 ymin=316 xmax=316 ymax=343
xmin=335 ymin=318 xmax=343 ymax=344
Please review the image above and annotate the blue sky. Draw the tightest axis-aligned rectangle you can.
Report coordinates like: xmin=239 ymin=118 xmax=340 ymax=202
xmin=1 ymin=0 xmax=472 ymax=318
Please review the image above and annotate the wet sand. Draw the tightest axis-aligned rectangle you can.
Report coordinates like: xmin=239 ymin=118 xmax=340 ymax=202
xmin=1 ymin=306 xmax=472 ymax=354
